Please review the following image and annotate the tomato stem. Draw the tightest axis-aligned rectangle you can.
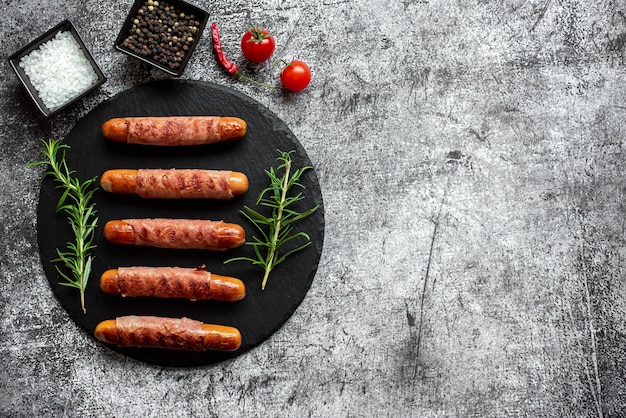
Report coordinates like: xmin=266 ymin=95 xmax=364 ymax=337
xmin=248 ymin=24 xmax=273 ymax=42
xmin=235 ymin=72 xmax=275 ymax=88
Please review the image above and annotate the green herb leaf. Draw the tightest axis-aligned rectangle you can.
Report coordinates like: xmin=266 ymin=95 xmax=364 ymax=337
xmin=28 ymin=139 xmax=98 ymax=313
xmin=225 ymin=150 xmax=318 ymax=290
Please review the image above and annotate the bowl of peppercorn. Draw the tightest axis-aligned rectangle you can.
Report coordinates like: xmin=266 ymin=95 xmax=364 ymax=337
xmin=115 ymin=0 xmax=209 ymax=76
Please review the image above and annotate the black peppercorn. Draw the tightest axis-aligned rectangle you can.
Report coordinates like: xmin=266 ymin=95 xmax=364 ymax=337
xmin=120 ymin=0 xmax=201 ymax=71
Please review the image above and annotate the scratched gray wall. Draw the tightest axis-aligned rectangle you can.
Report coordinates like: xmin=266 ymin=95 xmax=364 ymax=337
xmin=1 ymin=0 xmax=625 ymax=416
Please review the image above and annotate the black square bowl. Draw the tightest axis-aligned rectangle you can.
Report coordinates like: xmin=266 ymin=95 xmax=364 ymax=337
xmin=8 ymin=20 xmax=107 ymax=118
xmin=115 ymin=0 xmax=209 ymax=76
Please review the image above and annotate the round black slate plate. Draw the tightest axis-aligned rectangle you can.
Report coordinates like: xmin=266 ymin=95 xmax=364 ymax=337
xmin=36 ymin=80 xmax=325 ymax=367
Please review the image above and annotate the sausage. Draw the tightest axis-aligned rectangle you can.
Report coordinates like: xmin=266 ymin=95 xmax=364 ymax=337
xmin=100 ymin=169 xmax=248 ymax=199
xmin=94 ymin=316 xmax=241 ymax=351
xmin=100 ymin=266 xmax=245 ymax=301
xmin=101 ymin=116 xmax=246 ymax=146
xmin=103 ymin=218 xmax=245 ymax=250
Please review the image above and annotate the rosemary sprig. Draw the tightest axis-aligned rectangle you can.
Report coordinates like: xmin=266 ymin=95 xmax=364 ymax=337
xmin=28 ymin=139 xmax=98 ymax=313
xmin=226 ymin=150 xmax=318 ymax=290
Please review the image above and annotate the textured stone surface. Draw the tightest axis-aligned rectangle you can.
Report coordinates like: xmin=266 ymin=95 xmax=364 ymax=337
xmin=1 ymin=0 xmax=626 ymax=416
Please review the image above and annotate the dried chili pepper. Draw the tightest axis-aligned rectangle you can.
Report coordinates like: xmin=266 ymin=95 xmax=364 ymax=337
xmin=211 ymin=23 xmax=239 ymax=75
xmin=211 ymin=22 xmax=274 ymax=88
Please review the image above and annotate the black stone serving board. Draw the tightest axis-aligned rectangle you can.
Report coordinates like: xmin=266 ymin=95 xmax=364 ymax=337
xmin=36 ymin=80 xmax=325 ymax=367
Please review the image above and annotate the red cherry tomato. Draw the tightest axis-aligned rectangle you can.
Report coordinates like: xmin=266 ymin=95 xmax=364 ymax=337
xmin=280 ymin=60 xmax=311 ymax=92
xmin=240 ymin=27 xmax=275 ymax=63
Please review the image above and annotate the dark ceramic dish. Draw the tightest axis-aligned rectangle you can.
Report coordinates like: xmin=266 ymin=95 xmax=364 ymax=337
xmin=114 ymin=0 xmax=209 ymax=76
xmin=8 ymin=20 xmax=107 ymax=118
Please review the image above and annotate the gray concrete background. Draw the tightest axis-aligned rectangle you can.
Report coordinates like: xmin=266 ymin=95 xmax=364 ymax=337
xmin=1 ymin=0 xmax=625 ymax=416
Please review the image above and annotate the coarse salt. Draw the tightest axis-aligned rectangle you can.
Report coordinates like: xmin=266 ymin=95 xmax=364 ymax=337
xmin=19 ymin=31 xmax=98 ymax=111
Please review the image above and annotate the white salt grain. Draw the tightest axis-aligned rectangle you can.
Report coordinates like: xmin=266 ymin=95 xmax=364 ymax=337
xmin=19 ymin=31 xmax=98 ymax=111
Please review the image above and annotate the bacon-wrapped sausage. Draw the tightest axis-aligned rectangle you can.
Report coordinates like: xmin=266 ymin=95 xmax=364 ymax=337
xmin=100 ymin=169 xmax=248 ymax=199
xmin=101 ymin=116 xmax=247 ymax=146
xmin=94 ymin=316 xmax=241 ymax=351
xmin=100 ymin=266 xmax=245 ymax=301
xmin=103 ymin=218 xmax=245 ymax=250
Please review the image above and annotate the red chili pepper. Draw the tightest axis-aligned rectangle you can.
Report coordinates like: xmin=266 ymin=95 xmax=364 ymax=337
xmin=210 ymin=22 xmax=274 ymax=88
xmin=211 ymin=22 xmax=239 ymax=75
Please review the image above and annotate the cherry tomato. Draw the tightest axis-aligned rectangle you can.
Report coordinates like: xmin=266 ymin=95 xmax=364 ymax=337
xmin=240 ymin=27 xmax=275 ymax=63
xmin=280 ymin=60 xmax=311 ymax=92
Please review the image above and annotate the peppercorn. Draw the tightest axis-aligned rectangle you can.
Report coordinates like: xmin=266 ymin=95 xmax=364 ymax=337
xmin=120 ymin=0 xmax=201 ymax=71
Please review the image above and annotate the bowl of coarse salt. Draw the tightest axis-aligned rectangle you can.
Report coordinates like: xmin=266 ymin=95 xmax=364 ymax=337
xmin=8 ymin=20 xmax=106 ymax=117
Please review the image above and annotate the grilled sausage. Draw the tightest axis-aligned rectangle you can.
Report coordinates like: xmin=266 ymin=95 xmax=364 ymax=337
xmin=100 ymin=169 xmax=248 ymax=199
xmin=100 ymin=266 xmax=245 ymax=301
xmin=94 ymin=316 xmax=242 ymax=351
xmin=101 ymin=116 xmax=247 ymax=146
xmin=103 ymin=218 xmax=245 ymax=250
